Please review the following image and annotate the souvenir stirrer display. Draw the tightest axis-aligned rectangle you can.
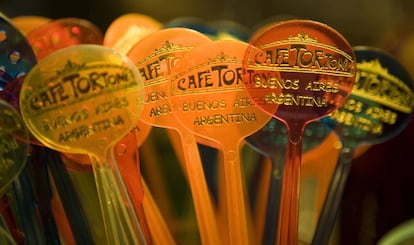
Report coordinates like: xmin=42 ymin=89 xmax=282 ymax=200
xmin=170 ymin=39 xmax=275 ymax=245
xmin=243 ymin=19 xmax=356 ymax=245
xmin=313 ymin=46 xmax=414 ymax=245
xmin=126 ymin=27 xmax=220 ymax=245
xmin=19 ymin=44 xmax=146 ymax=244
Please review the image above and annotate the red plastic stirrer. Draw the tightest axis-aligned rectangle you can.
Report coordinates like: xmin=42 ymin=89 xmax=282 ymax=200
xmin=26 ymin=17 xmax=103 ymax=60
xmin=243 ymin=20 xmax=356 ymax=245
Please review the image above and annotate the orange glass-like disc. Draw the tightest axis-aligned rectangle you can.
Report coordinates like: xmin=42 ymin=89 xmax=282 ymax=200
xmin=127 ymin=27 xmax=211 ymax=128
xmin=104 ymin=13 xmax=162 ymax=55
xmin=170 ymin=39 xmax=273 ymax=146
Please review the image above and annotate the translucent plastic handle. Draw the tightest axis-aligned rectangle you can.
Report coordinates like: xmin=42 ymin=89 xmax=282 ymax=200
xmin=142 ymin=178 xmax=176 ymax=245
xmin=222 ymin=145 xmax=250 ymax=245
xmin=105 ymin=163 xmax=147 ymax=244
xmin=0 ymin=221 xmax=15 ymax=245
xmin=112 ymin=130 xmax=152 ymax=244
xmin=92 ymin=162 xmax=122 ymax=244
xmin=262 ymin=156 xmax=283 ymax=245
xmin=180 ymin=131 xmax=221 ymax=245
xmin=47 ymin=150 xmax=95 ymax=245
xmin=12 ymin=160 xmax=46 ymax=245
xmin=277 ymin=126 xmax=303 ymax=245
xmin=90 ymin=155 xmax=145 ymax=245
xmin=311 ymin=150 xmax=353 ymax=245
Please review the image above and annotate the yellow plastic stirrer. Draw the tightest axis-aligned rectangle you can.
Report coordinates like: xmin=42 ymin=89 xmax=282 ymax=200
xmin=19 ymin=44 xmax=146 ymax=245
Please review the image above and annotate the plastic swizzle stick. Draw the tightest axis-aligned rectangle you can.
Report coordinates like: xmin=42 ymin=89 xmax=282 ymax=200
xmin=313 ymin=46 xmax=414 ymax=245
xmin=19 ymin=45 xmax=147 ymax=244
xmin=243 ymin=19 xmax=357 ymax=245
xmin=170 ymin=39 xmax=275 ymax=245
xmin=126 ymin=28 xmax=221 ymax=245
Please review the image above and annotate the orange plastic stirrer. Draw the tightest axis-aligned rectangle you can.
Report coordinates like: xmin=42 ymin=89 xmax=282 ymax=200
xmin=112 ymin=123 xmax=152 ymax=244
xmin=169 ymin=39 xmax=276 ymax=245
xmin=19 ymin=45 xmax=146 ymax=244
xmin=126 ymin=28 xmax=221 ymax=245
xmin=128 ymin=124 xmax=178 ymax=245
xmin=141 ymin=178 xmax=176 ymax=245
xmin=243 ymin=20 xmax=356 ymax=245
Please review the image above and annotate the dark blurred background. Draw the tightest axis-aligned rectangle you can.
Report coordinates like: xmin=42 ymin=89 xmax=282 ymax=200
xmin=0 ymin=0 xmax=413 ymax=46
xmin=1 ymin=0 xmax=414 ymax=244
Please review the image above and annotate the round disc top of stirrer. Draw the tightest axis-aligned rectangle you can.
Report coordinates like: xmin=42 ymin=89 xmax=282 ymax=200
xmin=322 ymin=46 xmax=414 ymax=149
xmin=26 ymin=17 xmax=104 ymax=60
xmin=126 ymin=27 xmax=211 ymax=128
xmin=0 ymin=13 xmax=37 ymax=90
xmin=243 ymin=19 xmax=357 ymax=130
xmin=169 ymin=39 xmax=274 ymax=147
xmin=0 ymin=99 xmax=29 ymax=196
xmin=19 ymin=44 xmax=144 ymax=157
xmin=104 ymin=13 xmax=161 ymax=55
